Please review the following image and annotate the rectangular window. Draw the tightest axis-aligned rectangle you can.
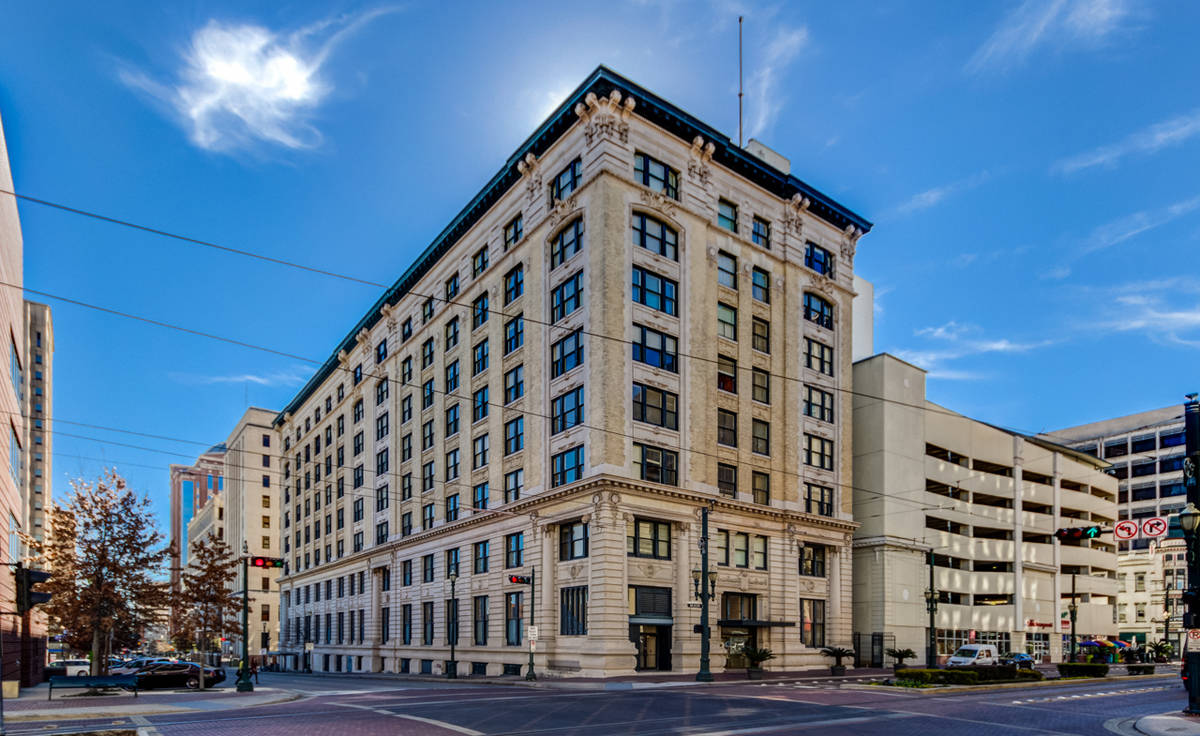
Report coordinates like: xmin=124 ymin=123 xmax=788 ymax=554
xmin=752 ymin=420 xmax=770 ymax=455
xmin=375 ymin=448 xmax=389 ymax=475
xmin=551 ymin=218 xmax=584 ymax=269
xmin=634 ymin=444 xmax=678 ymax=486
xmin=422 ymin=502 xmax=435 ymax=530
xmin=471 ymin=292 xmax=489 ymax=329
xmin=717 ymin=409 xmax=737 ymax=447
xmin=717 ymin=251 xmax=737 ymax=288
xmin=505 ymin=532 xmax=524 ymax=568
xmin=402 ymin=560 xmax=412 ymax=586
xmin=423 ymin=602 xmax=434 ymax=645
xmin=473 ymin=434 xmax=489 ymax=469
xmin=718 ymin=199 xmax=738 ymax=232
xmin=717 ymin=463 xmax=737 ymax=497
xmin=504 ymin=417 xmax=524 ymax=455
xmin=422 ymin=553 xmax=435 ymax=582
xmin=804 ymin=386 xmax=834 ymax=423
xmin=805 ymin=338 xmax=835 ymax=376
xmin=631 ymin=213 xmax=678 ymax=260
xmin=559 ymin=521 xmax=589 ymax=560
xmin=472 ymin=386 xmax=489 ymax=423
xmin=627 ymin=518 xmax=671 ymax=560
xmin=805 ymin=483 xmax=834 ymax=516
xmin=551 ymin=330 xmax=584 ymax=377
xmin=799 ymin=544 xmax=827 ymax=577
xmin=445 ymin=403 xmax=460 ymax=436
xmin=376 ymin=339 xmax=388 ymax=364
xmin=421 ymin=338 xmax=434 ymax=368
xmin=445 ymin=318 xmax=460 ymax=351
xmin=506 ymin=592 xmax=523 ymax=646
xmin=445 ymin=273 xmax=459 ymax=301
xmin=504 ymin=315 xmax=524 ymax=353
xmin=401 ymin=433 xmax=412 ymax=461
xmin=445 ymin=494 xmax=460 ymax=522
xmin=805 ymin=242 xmax=835 ymax=277
xmin=732 ymin=532 xmax=749 ymax=567
xmin=474 ymin=540 xmax=490 ymax=574
xmin=549 ymin=157 xmax=582 ymax=203
xmin=551 ymin=386 xmax=584 ymax=434
xmin=751 ymin=368 xmax=770 ymax=404
xmin=504 ymin=365 xmax=525 ymax=404
xmin=799 ymin=599 xmax=826 ymax=648
xmin=376 ymin=520 xmax=389 ymax=545
xmin=550 ymin=271 xmax=583 ymax=323
xmin=632 ymin=382 xmax=678 ymax=430
xmin=632 ymin=325 xmax=678 ymax=372
xmin=473 ymin=595 xmax=489 ymax=646
xmin=472 ymin=339 xmax=488 ymax=376
xmin=717 ymin=303 xmax=737 ymax=340
xmin=422 ymin=420 xmax=435 ymax=451
xmin=401 ymin=357 xmax=412 ymax=383
xmin=401 ymin=511 xmax=412 ymax=536
xmin=422 ymin=297 xmax=434 ymax=323
xmin=402 ymin=319 xmax=413 ymax=342
xmin=804 ymin=293 xmax=834 ymax=329
xmin=752 ymin=471 xmax=770 ymax=505
xmin=402 ymin=605 xmax=412 ymax=645
xmin=504 ymin=469 xmax=523 ymax=503
xmin=634 ymin=152 xmax=679 ymax=199
xmin=551 ymin=445 xmax=585 ymax=487
xmin=375 ymin=412 xmax=389 ymax=441
xmin=504 ymin=214 xmax=523 ymax=249
xmin=717 ymin=355 xmax=737 ymax=393
xmin=504 ymin=265 xmax=525 ymax=304
xmin=631 ymin=265 xmax=677 ymax=316
xmin=752 ymin=217 xmax=770 ymax=249
xmin=804 ymin=434 xmax=833 ymax=470
xmin=445 ymin=547 xmax=460 ymax=577
xmin=473 ymin=482 xmax=488 ymax=511
xmin=752 ymin=535 xmax=768 ymax=570
xmin=560 ymin=586 xmax=588 ymax=636
xmin=472 ymin=246 xmax=489 ymax=277
xmin=445 ymin=449 xmax=460 ymax=482
xmin=751 ymin=318 xmax=770 ymax=353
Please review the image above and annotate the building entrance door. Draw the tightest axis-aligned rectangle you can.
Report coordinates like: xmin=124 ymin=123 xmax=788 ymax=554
xmin=635 ymin=624 xmax=671 ymax=671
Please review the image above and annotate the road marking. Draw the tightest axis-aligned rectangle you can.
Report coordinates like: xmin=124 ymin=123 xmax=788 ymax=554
xmin=131 ymin=714 xmax=164 ymax=736
xmin=684 ymin=711 xmax=917 ymax=735
xmin=335 ymin=701 xmax=483 ymax=735
xmin=1010 ymin=685 xmax=1175 ymax=704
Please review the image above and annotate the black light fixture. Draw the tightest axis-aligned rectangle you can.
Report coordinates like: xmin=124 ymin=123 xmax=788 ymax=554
xmin=691 ymin=569 xmax=717 ymax=601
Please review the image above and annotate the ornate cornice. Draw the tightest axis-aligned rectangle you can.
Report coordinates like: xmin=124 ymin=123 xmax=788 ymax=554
xmin=516 ymin=153 xmax=542 ymax=204
xmin=574 ymin=90 xmax=635 ymax=146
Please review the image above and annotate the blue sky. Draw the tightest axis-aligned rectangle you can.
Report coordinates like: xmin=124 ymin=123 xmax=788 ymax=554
xmin=1 ymin=1 xmax=1197 ymax=532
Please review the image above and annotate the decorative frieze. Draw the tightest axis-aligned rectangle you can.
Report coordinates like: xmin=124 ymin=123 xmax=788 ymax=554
xmin=574 ymin=90 xmax=635 ymax=146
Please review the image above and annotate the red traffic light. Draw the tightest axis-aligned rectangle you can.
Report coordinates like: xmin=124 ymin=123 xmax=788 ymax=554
xmin=251 ymin=557 xmax=285 ymax=568
xmin=508 ymin=575 xmax=531 ymax=584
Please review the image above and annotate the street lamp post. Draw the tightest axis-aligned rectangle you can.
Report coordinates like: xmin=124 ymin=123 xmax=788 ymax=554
xmin=237 ymin=541 xmax=253 ymax=692
xmin=925 ymin=549 xmax=938 ymax=669
xmin=1067 ymin=573 xmax=1078 ymax=664
xmin=694 ymin=504 xmax=715 ymax=682
xmin=1181 ymin=394 xmax=1200 ymax=715
xmin=447 ymin=571 xmax=458 ymax=679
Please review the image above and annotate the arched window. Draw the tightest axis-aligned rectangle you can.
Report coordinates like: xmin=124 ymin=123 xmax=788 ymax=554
xmin=631 ymin=213 xmax=678 ymax=261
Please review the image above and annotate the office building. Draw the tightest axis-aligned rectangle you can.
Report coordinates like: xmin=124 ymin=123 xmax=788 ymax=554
xmin=852 ymin=353 xmax=1119 ymax=665
xmin=274 ymin=66 xmax=871 ymax=677
xmin=169 ymin=444 xmax=225 ymax=633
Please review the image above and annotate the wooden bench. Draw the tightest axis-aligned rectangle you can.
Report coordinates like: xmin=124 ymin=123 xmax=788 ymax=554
xmin=48 ymin=674 xmax=138 ymax=700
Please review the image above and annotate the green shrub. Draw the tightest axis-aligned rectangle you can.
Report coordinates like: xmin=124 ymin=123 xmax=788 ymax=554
xmin=948 ymin=664 xmax=1018 ymax=682
xmin=894 ymin=668 xmax=933 ymax=683
xmin=1056 ymin=663 xmax=1109 ymax=678
xmin=1126 ymin=665 xmax=1156 ymax=676
xmin=938 ymin=670 xmax=979 ymax=685
xmin=894 ymin=668 xmax=979 ymax=685
xmin=1015 ymin=669 xmax=1045 ymax=680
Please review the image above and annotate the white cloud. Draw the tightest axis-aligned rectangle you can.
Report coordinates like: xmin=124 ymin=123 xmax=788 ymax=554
xmin=915 ymin=321 xmax=972 ymax=341
xmin=1040 ymin=265 xmax=1072 ymax=280
xmin=170 ymin=368 xmax=309 ymax=387
xmin=966 ymin=0 xmax=1131 ymax=74
xmin=1083 ymin=194 xmax=1200 ymax=252
xmin=122 ymin=9 xmax=395 ymax=152
xmin=745 ymin=26 xmax=809 ymax=140
xmin=1054 ymin=108 xmax=1200 ymax=174
xmin=893 ymin=327 xmax=1054 ymax=381
xmin=885 ymin=170 xmax=993 ymax=218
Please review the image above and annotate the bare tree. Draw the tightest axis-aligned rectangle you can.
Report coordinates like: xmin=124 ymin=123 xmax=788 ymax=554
xmin=39 ymin=470 xmax=172 ymax=674
xmin=177 ymin=535 xmax=241 ymax=688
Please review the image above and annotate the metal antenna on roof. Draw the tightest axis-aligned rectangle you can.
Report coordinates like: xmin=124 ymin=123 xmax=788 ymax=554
xmin=738 ymin=15 xmax=744 ymax=147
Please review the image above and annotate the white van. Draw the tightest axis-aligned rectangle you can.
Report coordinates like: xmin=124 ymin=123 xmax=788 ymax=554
xmin=947 ymin=644 xmax=999 ymax=666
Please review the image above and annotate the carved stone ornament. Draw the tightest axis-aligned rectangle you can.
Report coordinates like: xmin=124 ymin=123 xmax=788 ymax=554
xmin=609 ymin=493 xmax=622 ymax=505
xmin=356 ymin=327 xmax=370 ymax=347
xmin=687 ymin=136 xmax=715 ymax=188
xmin=642 ymin=565 xmax=655 ymax=578
xmin=781 ymin=194 xmax=810 ymax=239
xmin=637 ymin=187 xmax=677 ymax=218
xmin=840 ymin=224 xmax=863 ymax=262
xmin=547 ymin=191 xmax=580 ymax=231
xmin=801 ymin=579 xmax=815 ymax=593
xmin=570 ymin=564 xmax=581 ymax=579
xmin=574 ymin=90 xmax=635 ymax=146
xmin=516 ymin=153 xmax=542 ymax=204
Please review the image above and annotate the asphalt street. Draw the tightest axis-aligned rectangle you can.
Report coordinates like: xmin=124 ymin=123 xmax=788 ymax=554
xmin=5 ymin=673 xmax=1190 ymax=736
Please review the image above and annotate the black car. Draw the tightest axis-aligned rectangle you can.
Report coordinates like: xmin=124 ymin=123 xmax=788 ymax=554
xmin=135 ymin=662 xmax=225 ymax=690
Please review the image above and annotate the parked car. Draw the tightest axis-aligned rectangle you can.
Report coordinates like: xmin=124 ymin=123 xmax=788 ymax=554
xmin=947 ymin=644 xmax=999 ymax=666
xmin=111 ymin=657 xmax=173 ymax=675
xmin=1000 ymin=652 xmax=1035 ymax=669
xmin=46 ymin=659 xmax=90 ymax=677
xmin=135 ymin=662 xmax=225 ymax=690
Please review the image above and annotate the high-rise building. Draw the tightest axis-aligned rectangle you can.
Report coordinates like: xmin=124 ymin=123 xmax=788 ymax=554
xmin=21 ymin=301 xmax=51 ymax=547
xmin=169 ymin=446 xmax=225 ymax=602
xmin=219 ymin=407 xmax=282 ymax=662
xmin=852 ymin=353 xmax=1119 ymax=665
xmin=274 ymin=66 xmax=871 ymax=677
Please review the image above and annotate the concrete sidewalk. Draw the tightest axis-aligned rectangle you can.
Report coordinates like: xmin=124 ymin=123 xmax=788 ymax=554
xmin=1135 ymin=712 xmax=1200 ymax=735
xmin=2 ymin=685 xmax=300 ymax=721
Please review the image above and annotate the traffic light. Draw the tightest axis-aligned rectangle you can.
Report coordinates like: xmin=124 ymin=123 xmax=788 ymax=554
xmin=251 ymin=557 xmax=285 ymax=568
xmin=16 ymin=565 xmax=51 ymax=614
xmin=508 ymin=575 xmax=531 ymax=584
xmin=1054 ymin=526 xmax=1104 ymax=540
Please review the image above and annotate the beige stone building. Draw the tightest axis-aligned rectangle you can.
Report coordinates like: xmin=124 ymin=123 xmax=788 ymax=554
xmin=219 ymin=407 xmax=281 ymax=661
xmin=852 ymin=354 xmax=1119 ymax=665
xmin=21 ymin=301 xmax=51 ymax=549
xmin=169 ymin=445 xmax=225 ymax=606
xmin=274 ymin=66 xmax=871 ymax=677
xmin=1115 ymin=536 xmax=1183 ymax=650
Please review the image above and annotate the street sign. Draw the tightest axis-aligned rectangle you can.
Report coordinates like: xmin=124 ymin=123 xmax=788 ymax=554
xmin=1142 ymin=517 xmax=1168 ymax=538
xmin=1114 ymin=519 xmax=1139 ymax=540
xmin=529 ymin=625 xmax=539 ymax=641
xmin=529 ymin=640 xmax=537 ymax=652
xmin=687 ymin=602 xmax=703 ymax=609
xmin=1188 ymin=629 xmax=1200 ymax=642
xmin=305 ymin=642 xmax=314 ymax=651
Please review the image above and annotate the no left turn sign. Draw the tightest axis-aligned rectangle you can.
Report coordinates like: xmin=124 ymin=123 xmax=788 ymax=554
xmin=1113 ymin=519 xmax=1139 ymax=540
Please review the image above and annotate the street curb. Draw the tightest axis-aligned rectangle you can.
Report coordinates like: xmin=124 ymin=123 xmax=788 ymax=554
xmin=842 ymin=673 xmax=1178 ymax=697
xmin=4 ymin=690 xmax=303 ymax=722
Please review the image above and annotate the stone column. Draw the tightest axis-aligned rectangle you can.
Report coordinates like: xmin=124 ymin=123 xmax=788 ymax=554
xmin=675 ymin=520 xmax=694 ymax=673
xmin=581 ymin=492 xmax=635 ymax=676
xmin=540 ymin=519 xmax=556 ymax=670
